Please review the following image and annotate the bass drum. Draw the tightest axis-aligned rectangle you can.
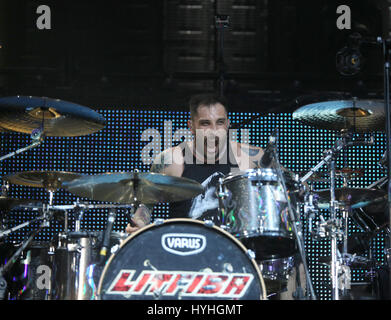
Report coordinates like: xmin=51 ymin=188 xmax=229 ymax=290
xmin=98 ymin=219 xmax=266 ymax=300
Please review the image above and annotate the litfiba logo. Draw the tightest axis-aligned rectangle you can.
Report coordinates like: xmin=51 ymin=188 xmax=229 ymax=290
xmin=161 ymin=233 xmax=206 ymax=256
xmin=106 ymin=270 xmax=254 ymax=298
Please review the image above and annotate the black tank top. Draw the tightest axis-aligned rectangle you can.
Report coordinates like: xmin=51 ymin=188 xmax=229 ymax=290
xmin=169 ymin=141 xmax=239 ymax=221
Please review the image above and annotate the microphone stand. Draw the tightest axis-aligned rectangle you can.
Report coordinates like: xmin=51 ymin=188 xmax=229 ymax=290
xmin=272 ymin=130 xmax=317 ymax=300
xmin=215 ymin=14 xmax=229 ymax=98
xmin=378 ymin=36 xmax=391 ymax=300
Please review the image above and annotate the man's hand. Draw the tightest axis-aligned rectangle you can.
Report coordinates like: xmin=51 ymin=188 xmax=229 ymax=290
xmin=125 ymin=205 xmax=151 ymax=234
xmin=125 ymin=217 xmax=147 ymax=234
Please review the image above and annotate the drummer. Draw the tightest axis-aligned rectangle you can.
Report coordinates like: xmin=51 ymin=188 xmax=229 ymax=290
xmin=125 ymin=93 xmax=307 ymax=300
xmin=126 ymin=93 xmax=267 ymax=233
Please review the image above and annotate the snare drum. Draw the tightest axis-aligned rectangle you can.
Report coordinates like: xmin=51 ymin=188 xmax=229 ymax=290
xmin=98 ymin=219 xmax=266 ymax=300
xmin=219 ymin=168 xmax=299 ymax=259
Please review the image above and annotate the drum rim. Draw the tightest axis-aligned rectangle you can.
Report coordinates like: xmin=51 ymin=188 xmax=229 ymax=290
xmin=223 ymin=168 xmax=277 ymax=183
xmin=97 ymin=218 xmax=267 ymax=300
xmin=222 ymin=168 xmax=297 ymax=184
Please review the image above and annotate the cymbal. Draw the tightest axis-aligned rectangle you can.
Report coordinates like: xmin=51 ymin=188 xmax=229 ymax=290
xmin=316 ymin=187 xmax=386 ymax=206
xmin=297 ymin=171 xmax=330 ymax=182
xmin=336 ymin=167 xmax=365 ymax=177
xmin=62 ymin=172 xmax=204 ymax=204
xmin=0 ymin=196 xmax=42 ymax=211
xmin=298 ymin=167 xmax=364 ymax=182
xmin=0 ymin=96 xmax=106 ymax=136
xmin=292 ymin=99 xmax=385 ymax=132
xmin=4 ymin=171 xmax=84 ymax=191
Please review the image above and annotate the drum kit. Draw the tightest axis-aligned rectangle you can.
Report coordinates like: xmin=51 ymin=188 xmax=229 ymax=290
xmin=0 ymin=95 xmax=389 ymax=300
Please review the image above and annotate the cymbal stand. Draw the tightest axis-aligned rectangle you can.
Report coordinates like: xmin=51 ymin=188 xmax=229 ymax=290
xmin=302 ymin=132 xmax=374 ymax=299
xmin=301 ymin=134 xmax=347 ymax=299
xmin=0 ymin=126 xmax=44 ymax=162
xmin=272 ymin=130 xmax=317 ymax=300
xmin=73 ymin=205 xmax=85 ymax=232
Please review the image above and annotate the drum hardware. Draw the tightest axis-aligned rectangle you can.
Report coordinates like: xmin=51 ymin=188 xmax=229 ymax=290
xmin=297 ymin=128 xmax=375 ymax=299
xmin=0 ymin=208 xmax=54 ymax=299
xmin=0 ymin=128 xmax=43 ymax=162
xmin=303 ymin=185 xmax=319 ymax=236
xmin=0 ymin=204 xmax=53 ymax=239
xmin=270 ymin=134 xmax=316 ymax=300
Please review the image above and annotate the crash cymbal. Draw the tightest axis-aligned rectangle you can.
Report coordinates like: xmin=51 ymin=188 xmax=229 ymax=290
xmin=4 ymin=171 xmax=84 ymax=191
xmin=292 ymin=99 xmax=385 ymax=132
xmin=316 ymin=187 xmax=386 ymax=206
xmin=298 ymin=167 xmax=364 ymax=182
xmin=336 ymin=167 xmax=365 ymax=177
xmin=0 ymin=196 xmax=42 ymax=211
xmin=62 ymin=172 xmax=204 ymax=204
xmin=0 ymin=96 xmax=106 ymax=136
xmin=297 ymin=171 xmax=330 ymax=183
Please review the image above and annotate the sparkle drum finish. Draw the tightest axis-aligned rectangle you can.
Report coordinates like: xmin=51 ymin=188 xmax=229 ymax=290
xmin=219 ymin=168 xmax=300 ymax=259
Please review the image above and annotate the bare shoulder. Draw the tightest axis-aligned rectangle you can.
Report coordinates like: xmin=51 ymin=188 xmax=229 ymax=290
xmin=232 ymin=142 xmax=264 ymax=170
xmin=150 ymin=144 xmax=184 ymax=177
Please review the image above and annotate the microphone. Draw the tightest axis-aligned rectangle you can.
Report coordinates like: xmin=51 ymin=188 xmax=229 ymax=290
xmin=260 ymin=133 xmax=277 ymax=167
xmin=99 ymin=210 xmax=116 ymax=265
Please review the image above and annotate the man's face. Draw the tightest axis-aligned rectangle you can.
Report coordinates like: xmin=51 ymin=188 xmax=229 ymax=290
xmin=188 ymin=103 xmax=230 ymax=158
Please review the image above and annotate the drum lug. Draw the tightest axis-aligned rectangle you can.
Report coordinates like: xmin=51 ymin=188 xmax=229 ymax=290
xmin=204 ymin=220 xmax=215 ymax=228
xmin=154 ymin=218 xmax=165 ymax=226
xmin=246 ymin=249 xmax=256 ymax=260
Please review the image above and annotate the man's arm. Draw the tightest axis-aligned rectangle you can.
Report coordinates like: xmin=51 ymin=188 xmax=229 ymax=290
xmin=239 ymin=144 xmax=267 ymax=169
xmin=126 ymin=149 xmax=174 ymax=233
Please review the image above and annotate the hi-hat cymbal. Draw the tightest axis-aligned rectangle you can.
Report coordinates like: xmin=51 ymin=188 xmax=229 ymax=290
xmin=62 ymin=172 xmax=204 ymax=204
xmin=0 ymin=96 xmax=106 ymax=136
xmin=316 ymin=187 xmax=386 ymax=206
xmin=4 ymin=171 xmax=84 ymax=191
xmin=0 ymin=196 xmax=42 ymax=212
xmin=292 ymin=99 xmax=385 ymax=132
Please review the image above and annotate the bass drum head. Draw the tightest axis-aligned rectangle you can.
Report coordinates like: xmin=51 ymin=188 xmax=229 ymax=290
xmin=98 ymin=219 xmax=266 ymax=300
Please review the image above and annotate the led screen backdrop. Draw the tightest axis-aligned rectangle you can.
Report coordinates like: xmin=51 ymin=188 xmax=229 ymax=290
xmin=0 ymin=108 xmax=387 ymax=300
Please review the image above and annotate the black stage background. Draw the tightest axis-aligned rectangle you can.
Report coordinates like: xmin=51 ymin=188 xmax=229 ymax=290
xmin=0 ymin=0 xmax=390 ymax=300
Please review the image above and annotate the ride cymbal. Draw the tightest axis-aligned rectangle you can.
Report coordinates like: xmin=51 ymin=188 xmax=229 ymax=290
xmin=293 ymin=99 xmax=385 ymax=132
